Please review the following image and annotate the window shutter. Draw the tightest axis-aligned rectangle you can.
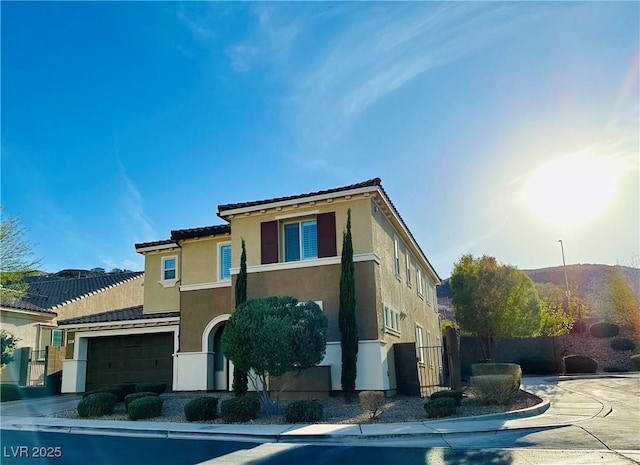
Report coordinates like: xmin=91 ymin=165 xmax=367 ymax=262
xmin=317 ymin=212 xmax=336 ymax=258
xmin=261 ymin=221 xmax=279 ymax=264
xmin=220 ymin=245 xmax=232 ymax=279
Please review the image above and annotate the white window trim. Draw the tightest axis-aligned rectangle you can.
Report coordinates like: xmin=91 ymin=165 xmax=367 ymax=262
xmin=160 ymin=255 xmax=179 ymax=288
xmin=406 ymin=253 xmax=412 ymax=287
xmin=393 ymin=236 xmax=401 ymax=280
xmin=282 ymin=218 xmax=318 ymax=262
xmin=218 ymin=242 xmax=232 ymax=282
xmin=383 ymin=304 xmax=401 ymax=335
xmin=417 ymin=268 xmax=424 ymax=297
xmin=427 ymin=330 xmax=434 ymax=368
xmin=415 ymin=324 xmax=425 ymax=364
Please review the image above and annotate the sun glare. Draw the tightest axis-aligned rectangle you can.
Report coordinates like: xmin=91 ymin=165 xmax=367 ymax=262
xmin=524 ymin=154 xmax=624 ymax=227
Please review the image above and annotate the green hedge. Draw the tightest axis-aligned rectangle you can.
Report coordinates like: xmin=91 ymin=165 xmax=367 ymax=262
xmin=220 ymin=396 xmax=260 ymax=423
xmin=284 ymin=400 xmax=323 ymax=423
xmin=430 ymin=390 xmax=465 ymax=407
xmin=563 ymin=355 xmax=597 ymax=374
xmin=77 ymin=392 xmax=117 ymax=418
xmin=518 ymin=356 xmax=558 ymax=375
xmin=590 ymin=322 xmax=619 ymax=338
xmin=471 ymin=363 xmax=521 ymax=394
xmin=424 ymin=397 xmax=457 ymax=418
xmin=184 ymin=396 xmax=219 ymax=422
xmin=128 ymin=396 xmax=164 ymax=421
xmin=135 ymin=383 xmax=166 ymax=395
xmin=124 ymin=392 xmax=159 ymax=413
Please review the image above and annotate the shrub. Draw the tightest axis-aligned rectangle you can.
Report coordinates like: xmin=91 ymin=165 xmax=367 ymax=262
xmin=124 ymin=392 xmax=159 ymax=413
xmin=604 ymin=366 xmax=629 ymax=373
xmin=610 ymin=337 xmax=636 ymax=351
xmin=220 ymin=396 xmax=260 ymax=423
xmin=114 ymin=383 xmax=137 ymax=397
xmin=590 ymin=322 xmax=619 ymax=338
xmin=359 ymin=391 xmax=386 ymax=419
xmin=284 ymin=400 xmax=323 ymax=423
xmin=77 ymin=392 xmax=117 ymax=418
xmin=563 ymin=355 xmax=597 ymax=374
xmin=424 ymin=397 xmax=457 ymax=418
xmin=470 ymin=375 xmax=514 ymax=405
xmin=0 ymin=384 xmax=21 ymax=402
xmin=518 ymin=356 xmax=558 ymax=375
xmin=82 ymin=386 xmax=125 ymax=402
xmin=471 ymin=363 xmax=521 ymax=394
xmin=128 ymin=396 xmax=164 ymax=421
xmin=631 ymin=354 xmax=640 ymax=371
xmin=571 ymin=320 xmax=587 ymax=334
xmin=135 ymin=383 xmax=166 ymax=395
xmin=430 ymin=390 xmax=465 ymax=407
xmin=184 ymin=396 xmax=219 ymax=422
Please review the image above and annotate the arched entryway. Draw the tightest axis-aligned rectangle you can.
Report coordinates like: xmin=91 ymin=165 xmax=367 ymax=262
xmin=202 ymin=314 xmax=231 ymax=391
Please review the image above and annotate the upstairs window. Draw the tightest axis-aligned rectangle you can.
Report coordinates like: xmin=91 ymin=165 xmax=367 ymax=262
xmin=219 ymin=244 xmax=231 ymax=280
xmin=394 ymin=237 xmax=401 ymax=277
xmin=406 ymin=253 xmax=412 ymax=286
xmin=383 ymin=304 xmax=401 ymax=333
xmin=162 ymin=257 xmax=177 ymax=280
xmin=417 ymin=268 xmax=424 ymax=296
xmin=284 ymin=220 xmax=317 ymax=261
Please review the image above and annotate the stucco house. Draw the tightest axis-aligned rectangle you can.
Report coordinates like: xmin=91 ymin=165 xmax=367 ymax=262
xmin=61 ymin=178 xmax=442 ymax=396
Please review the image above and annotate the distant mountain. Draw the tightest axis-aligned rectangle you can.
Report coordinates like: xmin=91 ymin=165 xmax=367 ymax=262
xmin=437 ymin=264 xmax=640 ymax=312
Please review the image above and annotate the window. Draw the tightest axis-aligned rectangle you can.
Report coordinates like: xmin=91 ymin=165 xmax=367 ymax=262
xmin=417 ymin=268 xmax=424 ymax=296
xmin=219 ymin=244 xmax=231 ymax=280
xmin=394 ymin=237 xmax=401 ymax=277
xmin=51 ymin=329 xmax=64 ymax=347
xmin=284 ymin=220 xmax=317 ymax=261
xmin=426 ymin=331 xmax=434 ymax=367
xmin=162 ymin=256 xmax=177 ymax=280
xmin=383 ymin=305 xmax=401 ymax=333
xmin=415 ymin=325 xmax=425 ymax=363
xmin=406 ymin=253 xmax=412 ymax=286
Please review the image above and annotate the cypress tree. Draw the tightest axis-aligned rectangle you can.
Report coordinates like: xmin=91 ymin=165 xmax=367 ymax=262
xmin=232 ymin=239 xmax=249 ymax=396
xmin=339 ymin=209 xmax=358 ymax=400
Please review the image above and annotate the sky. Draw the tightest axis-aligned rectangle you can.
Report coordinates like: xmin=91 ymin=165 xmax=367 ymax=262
xmin=1 ymin=1 xmax=639 ymax=278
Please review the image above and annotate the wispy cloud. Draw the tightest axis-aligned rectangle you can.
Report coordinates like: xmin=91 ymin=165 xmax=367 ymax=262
xmin=176 ymin=5 xmax=217 ymax=40
xmin=117 ymin=162 xmax=156 ymax=245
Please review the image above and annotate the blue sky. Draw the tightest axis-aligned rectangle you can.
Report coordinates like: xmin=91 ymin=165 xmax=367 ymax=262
xmin=2 ymin=2 xmax=638 ymax=277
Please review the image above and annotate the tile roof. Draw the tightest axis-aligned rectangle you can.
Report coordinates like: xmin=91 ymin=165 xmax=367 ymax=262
xmin=58 ymin=306 xmax=179 ymax=326
xmin=217 ymin=178 xmax=382 ymax=214
xmin=171 ymin=224 xmax=231 ymax=240
xmin=0 ymin=297 xmax=56 ymax=315
xmin=134 ymin=239 xmax=176 ymax=250
xmin=20 ymin=272 xmax=143 ymax=310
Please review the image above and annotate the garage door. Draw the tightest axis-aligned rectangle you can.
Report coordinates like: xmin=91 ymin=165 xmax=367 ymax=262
xmin=86 ymin=333 xmax=174 ymax=391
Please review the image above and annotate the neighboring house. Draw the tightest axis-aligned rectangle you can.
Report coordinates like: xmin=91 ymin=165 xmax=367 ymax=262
xmin=61 ymin=178 xmax=442 ymax=396
xmin=0 ymin=271 xmax=143 ymax=387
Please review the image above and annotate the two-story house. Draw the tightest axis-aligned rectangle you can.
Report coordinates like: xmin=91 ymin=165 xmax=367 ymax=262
xmin=60 ymin=178 xmax=441 ymax=396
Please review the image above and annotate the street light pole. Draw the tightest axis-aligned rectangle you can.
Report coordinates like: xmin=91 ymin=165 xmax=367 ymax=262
xmin=558 ymin=239 xmax=574 ymax=326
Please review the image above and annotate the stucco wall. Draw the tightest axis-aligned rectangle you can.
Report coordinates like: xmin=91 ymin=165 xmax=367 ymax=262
xmin=1 ymin=310 xmax=53 ymax=350
xmin=181 ymin=235 xmax=232 ymax=286
xmin=180 ymin=287 xmax=233 ymax=352
xmin=143 ymin=250 xmax=181 ymax=313
xmin=52 ymin=276 xmax=144 ymax=323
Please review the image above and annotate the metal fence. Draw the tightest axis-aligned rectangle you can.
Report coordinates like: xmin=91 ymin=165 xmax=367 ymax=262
xmin=416 ymin=345 xmax=449 ymax=397
xmin=27 ymin=350 xmax=47 ymax=386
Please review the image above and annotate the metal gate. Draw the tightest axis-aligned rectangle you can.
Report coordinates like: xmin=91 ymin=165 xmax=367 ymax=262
xmin=27 ymin=350 xmax=47 ymax=386
xmin=416 ymin=345 xmax=449 ymax=397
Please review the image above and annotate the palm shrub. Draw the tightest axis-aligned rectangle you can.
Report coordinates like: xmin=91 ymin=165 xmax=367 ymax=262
xmin=77 ymin=392 xmax=117 ymax=418
xmin=471 ymin=375 xmax=514 ymax=405
xmin=184 ymin=396 xmax=219 ymax=422
xmin=424 ymin=397 xmax=457 ymax=418
xmin=124 ymin=392 xmax=158 ymax=413
xmin=359 ymin=391 xmax=385 ymax=419
xmin=128 ymin=396 xmax=164 ymax=421
xmin=563 ymin=355 xmax=597 ymax=374
xmin=220 ymin=396 xmax=260 ymax=423
xmin=284 ymin=400 xmax=323 ymax=423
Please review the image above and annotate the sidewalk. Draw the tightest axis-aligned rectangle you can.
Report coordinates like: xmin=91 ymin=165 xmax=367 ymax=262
xmin=0 ymin=376 xmax=616 ymax=442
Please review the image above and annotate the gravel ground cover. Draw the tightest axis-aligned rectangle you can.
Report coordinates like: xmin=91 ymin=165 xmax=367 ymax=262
xmin=54 ymin=389 xmax=541 ymax=424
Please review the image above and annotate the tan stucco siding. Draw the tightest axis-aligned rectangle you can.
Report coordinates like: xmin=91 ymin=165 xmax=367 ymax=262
xmin=180 ymin=288 xmax=233 ymax=352
xmin=371 ymin=206 xmax=441 ymax=346
xmin=243 ymin=261 xmax=378 ymax=342
xmin=1 ymin=310 xmax=53 ymax=350
xmin=181 ymin=235 xmax=232 ymax=286
xmin=52 ymin=276 xmax=144 ymax=323
xmin=227 ymin=196 xmax=374 ymax=267
xmin=143 ymin=250 xmax=181 ymax=313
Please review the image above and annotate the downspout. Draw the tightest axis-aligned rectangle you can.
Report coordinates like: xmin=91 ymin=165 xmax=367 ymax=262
xmin=175 ymin=240 xmax=183 ymax=353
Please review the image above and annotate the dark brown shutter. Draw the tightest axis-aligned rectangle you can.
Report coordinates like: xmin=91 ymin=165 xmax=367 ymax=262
xmin=317 ymin=212 xmax=337 ymax=258
xmin=261 ymin=221 xmax=279 ymax=264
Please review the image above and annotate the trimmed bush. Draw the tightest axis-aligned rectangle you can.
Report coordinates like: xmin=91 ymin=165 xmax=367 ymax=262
xmin=0 ymin=384 xmax=21 ymax=402
xmin=611 ymin=337 xmax=636 ymax=351
xmin=518 ymin=356 xmax=558 ymax=375
xmin=77 ymin=392 xmax=117 ymax=418
xmin=114 ymin=383 xmax=137 ymax=397
xmin=563 ymin=355 xmax=597 ymax=374
xmin=284 ymin=400 xmax=323 ymax=423
xmin=430 ymin=390 xmax=465 ymax=407
xmin=359 ymin=391 xmax=386 ymax=419
xmin=471 ymin=363 xmax=521 ymax=394
xmin=220 ymin=396 xmax=260 ymax=423
xmin=471 ymin=375 xmax=514 ymax=405
xmin=631 ymin=354 xmax=640 ymax=371
xmin=590 ymin=322 xmax=619 ymax=338
xmin=82 ymin=386 xmax=125 ymax=402
xmin=128 ymin=396 xmax=164 ymax=420
xmin=135 ymin=383 xmax=166 ymax=395
xmin=124 ymin=392 xmax=159 ymax=413
xmin=184 ymin=396 xmax=219 ymax=422
xmin=424 ymin=397 xmax=457 ymax=418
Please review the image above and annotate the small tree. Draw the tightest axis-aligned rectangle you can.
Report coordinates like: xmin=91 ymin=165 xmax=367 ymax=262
xmin=539 ymin=303 xmax=574 ymax=336
xmin=339 ymin=209 xmax=358 ymax=400
xmin=605 ymin=268 xmax=640 ymax=336
xmin=450 ymin=254 xmax=542 ymax=359
xmin=1 ymin=330 xmax=19 ymax=372
xmin=222 ymin=296 xmax=328 ymax=415
xmin=232 ymin=239 xmax=249 ymax=396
